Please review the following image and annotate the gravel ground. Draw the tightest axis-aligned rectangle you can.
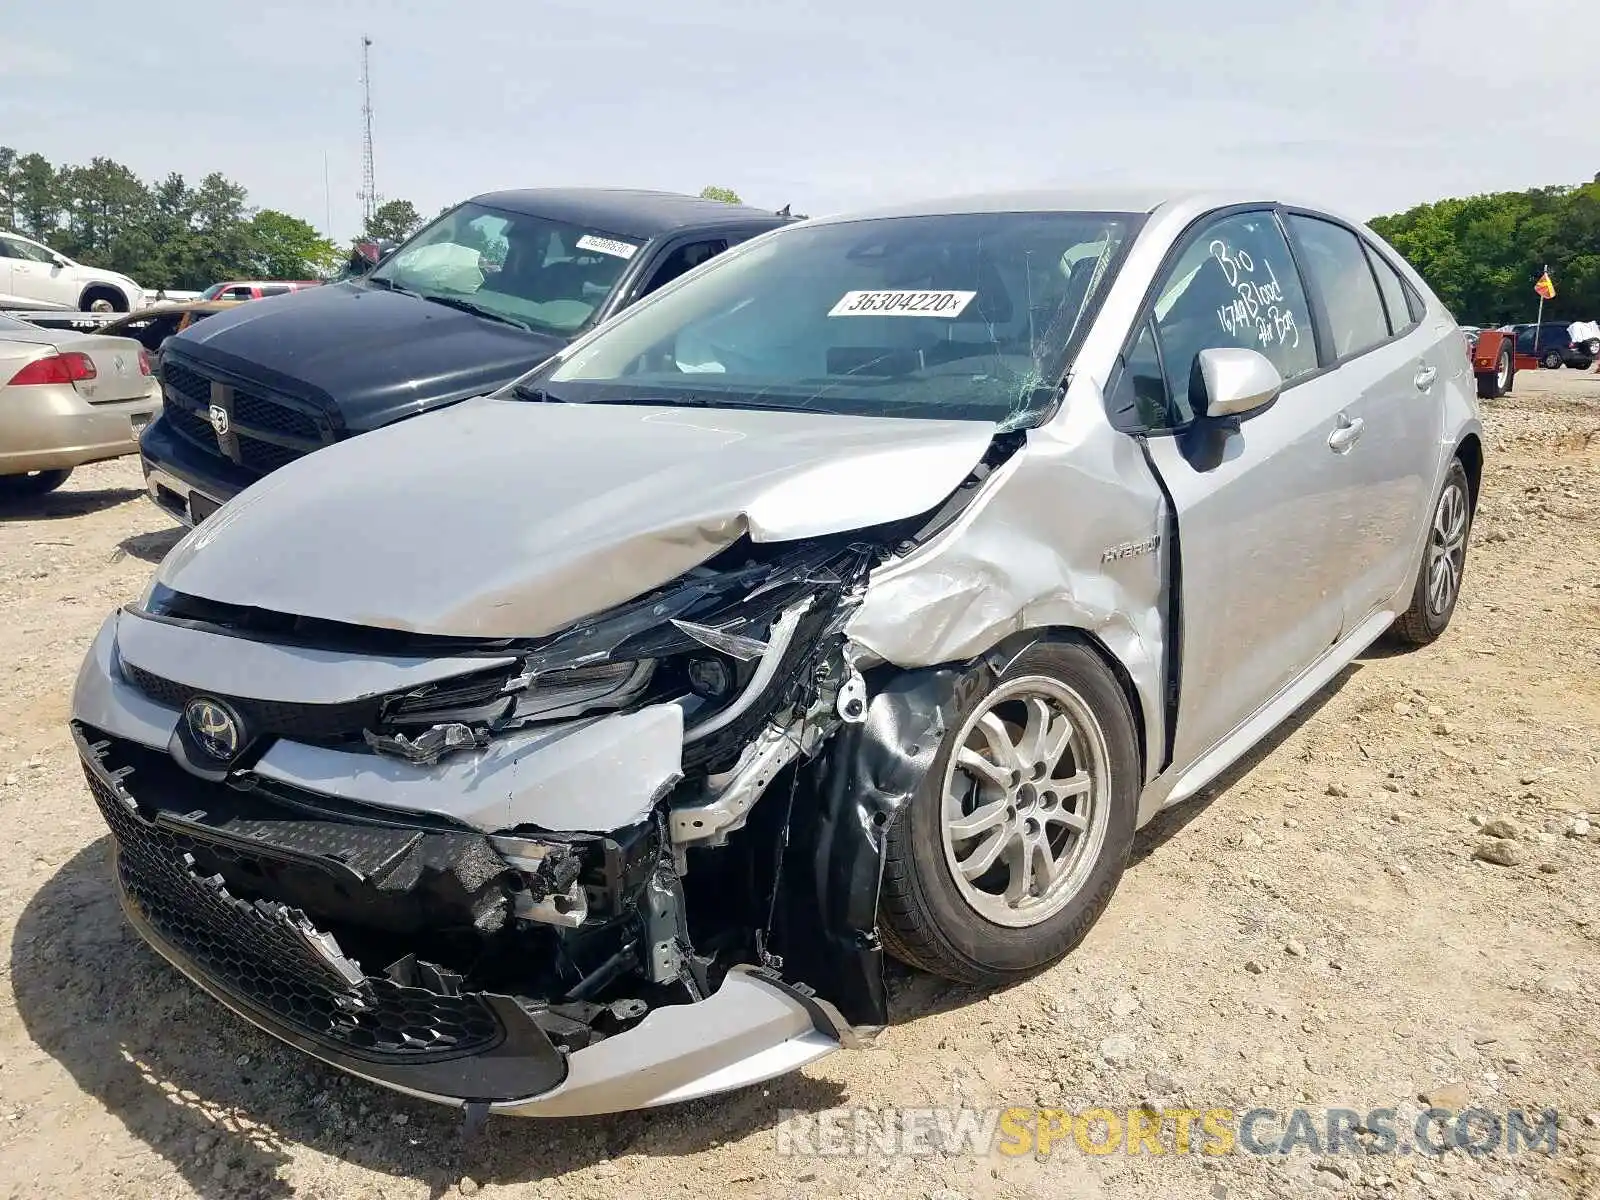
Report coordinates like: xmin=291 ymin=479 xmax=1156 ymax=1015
xmin=1 ymin=369 xmax=1597 ymax=1200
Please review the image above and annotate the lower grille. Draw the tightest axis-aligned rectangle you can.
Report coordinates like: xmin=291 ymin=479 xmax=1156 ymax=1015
xmin=80 ymin=732 xmax=504 ymax=1061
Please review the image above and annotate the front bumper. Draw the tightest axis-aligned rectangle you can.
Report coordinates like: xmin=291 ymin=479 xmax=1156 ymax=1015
xmin=137 ymin=412 xmax=254 ymax=524
xmin=0 ymin=385 xmax=157 ymax=475
xmin=70 ymin=614 xmax=845 ymax=1115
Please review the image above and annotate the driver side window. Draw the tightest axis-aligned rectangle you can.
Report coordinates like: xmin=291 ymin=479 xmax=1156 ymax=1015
xmin=1150 ymin=211 xmax=1317 ymax=425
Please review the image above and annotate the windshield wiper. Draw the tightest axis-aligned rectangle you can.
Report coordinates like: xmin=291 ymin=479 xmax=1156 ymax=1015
xmin=508 ymin=383 xmax=568 ymax=403
xmin=364 ymin=276 xmax=416 ymax=296
xmin=419 ymin=294 xmax=532 ymax=331
xmin=586 ymin=394 xmax=829 ymax=414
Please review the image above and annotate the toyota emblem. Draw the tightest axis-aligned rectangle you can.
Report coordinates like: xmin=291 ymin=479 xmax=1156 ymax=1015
xmin=184 ymin=696 xmax=244 ymax=762
xmin=207 ymin=404 xmax=230 ymax=437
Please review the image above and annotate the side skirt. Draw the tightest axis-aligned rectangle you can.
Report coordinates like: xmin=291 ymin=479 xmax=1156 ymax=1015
xmin=1135 ymin=607 xmax=1396 ymax=825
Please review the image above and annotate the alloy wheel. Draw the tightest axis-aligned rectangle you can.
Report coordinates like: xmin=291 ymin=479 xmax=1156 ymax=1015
xmin=1427 ymin=479 xmax=1469 ymax=616
xmin=939 ymin=676 xmax=1112 ymax=928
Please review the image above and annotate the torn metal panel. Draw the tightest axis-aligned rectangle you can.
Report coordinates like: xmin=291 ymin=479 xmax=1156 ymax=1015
xmin=155 ymin=398 xmax=994 ymax=639
xmin=845 ymin=382 xmax=1170 ymax=780
xmin=253 ymin=702 xmax=685 ymax=834
xmin=115 ymin=606 xmax=517 ymax=704
xmin=778 ymin=664 xmax=985 ymax=1028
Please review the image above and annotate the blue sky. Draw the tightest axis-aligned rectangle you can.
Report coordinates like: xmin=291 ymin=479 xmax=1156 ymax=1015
xmin=4 ymin=0 xmax=1595 ymax=242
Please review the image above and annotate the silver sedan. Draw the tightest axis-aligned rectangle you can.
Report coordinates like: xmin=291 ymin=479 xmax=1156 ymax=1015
xmin=72 ymin=189 xmax=1479 ymax=1118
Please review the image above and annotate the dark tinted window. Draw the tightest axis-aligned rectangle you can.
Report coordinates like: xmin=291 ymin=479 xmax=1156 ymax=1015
xmin=260 ymin=285 xmax=291 ymax=297
xmin=1365 ymin=244 xmax=1415 ymax=335
xmin=1151 ymin=210 xmax=1317 ymax=423
xmin=640 ymin=239 xmax=728 ymax=297
xmin=1287 ymin=215 xmax=1389 ymax=358
xmin=1108 ymin=318 xmax=1171 ymax=431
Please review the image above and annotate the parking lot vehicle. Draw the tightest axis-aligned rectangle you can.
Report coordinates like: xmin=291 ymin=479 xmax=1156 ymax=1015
xmin=1511 ymin=321 xmax=1598 ymax=369
xmin=0 ymin=229 xmax=145 ymax=313
xmin=73 ymin=189 xmax=1480 ymax=1117
xmin=198 ymin=280 xmax=323 ymax=301
xmin=141 ymin=189 xmax=793 ymax=525
xmin=0 ymin=313 xmax=157 ymax=495
xmin=98 ymin=301 xmax=242 ymax=374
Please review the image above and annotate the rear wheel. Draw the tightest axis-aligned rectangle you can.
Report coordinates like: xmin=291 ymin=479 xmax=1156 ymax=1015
xmin=878 ymin=642 xmax=1140 ymax=985
xmin=0 ymin=469 xmax=71 ymax=497
xmin=79 ymin=286 xmax=126 ymax=314
xmin=1390 ymin=459 xmax=1471 ymax=647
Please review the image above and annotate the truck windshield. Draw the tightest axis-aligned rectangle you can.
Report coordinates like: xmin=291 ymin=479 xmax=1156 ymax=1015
xmin=528 ymin=210 xmax=1138 ymax=426
xmin=367 ymin=202 xmax=644 ymax=336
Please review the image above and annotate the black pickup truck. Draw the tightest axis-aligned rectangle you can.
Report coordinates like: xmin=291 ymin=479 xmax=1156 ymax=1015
xmin=140 ymin=189 xmax=793 ymax=524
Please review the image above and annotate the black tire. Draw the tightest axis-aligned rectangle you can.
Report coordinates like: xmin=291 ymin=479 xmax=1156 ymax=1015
xmin=79 ymin=286 xmax=127 ymax=314
xmin=1476 ymin=348 xmax=1512 ymax=399
xmin=1390 ymin=459 xmax=1472 ymax=648
xmin=878 ymin=641 xmax=1141 ymax=985
xmin=1541 ymin=350 xmax=1563 ymax=369
xmin=1584 ymin=339 xmax=1600 ymax=358
xmin=0 ymin=469 xmax=71 ymax=497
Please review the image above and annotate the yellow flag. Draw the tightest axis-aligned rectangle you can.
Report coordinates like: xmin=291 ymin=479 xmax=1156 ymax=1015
xmin=1535 ymin=271 xmax=1556 ymax=300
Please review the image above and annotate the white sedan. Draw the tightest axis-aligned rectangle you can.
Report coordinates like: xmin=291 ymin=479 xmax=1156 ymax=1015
xmin=0 ymin=229 xmax=145 ymax=313
xmin=0 ymin=314 xmax=159 ymax=496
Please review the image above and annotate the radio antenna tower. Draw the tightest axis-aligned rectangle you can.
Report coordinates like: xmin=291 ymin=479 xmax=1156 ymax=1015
xmin=358 ymin=36 xmax=377 ymax=228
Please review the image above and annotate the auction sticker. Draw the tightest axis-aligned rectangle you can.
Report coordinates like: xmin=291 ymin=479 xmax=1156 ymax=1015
xmin=576 ymin=234 xmax=639 ymax=260
xmin=829 ymin=289 xmax=977 ymax=317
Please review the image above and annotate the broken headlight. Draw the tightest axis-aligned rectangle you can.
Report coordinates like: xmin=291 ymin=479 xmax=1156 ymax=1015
xmin=365 ymin=660 xmax=656 ymax=764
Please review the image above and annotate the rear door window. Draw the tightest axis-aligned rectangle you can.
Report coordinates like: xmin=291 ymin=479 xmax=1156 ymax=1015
xmin=1286 ymin=215 xmax=1390 ymax=359
xmin=1151 ymin=210 xmax=1317 ymax=424
xmin=1364 ymin=245 xmax=1416 ymax=336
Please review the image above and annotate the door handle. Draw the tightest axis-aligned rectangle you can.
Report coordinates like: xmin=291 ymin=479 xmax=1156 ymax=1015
xmin=1414 ymin=363 xmax=1438 ymax=390
xmin=1328 ymin=414 xmax=1365 ymax=453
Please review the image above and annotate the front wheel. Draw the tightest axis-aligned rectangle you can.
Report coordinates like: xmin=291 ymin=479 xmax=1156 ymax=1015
xmin=878 ymin=641 xmax=1140 ymax=985
xmin=1390 ymin=459 xmax=1472 ymax=648
xmin=1542 ymin=350 xmax=1563 ymax=369
xmin=0 ymin=468 xmax=71 ymax=497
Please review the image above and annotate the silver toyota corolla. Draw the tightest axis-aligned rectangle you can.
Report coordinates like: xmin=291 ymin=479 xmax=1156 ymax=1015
xmin=71 ymin=189 xmax=1480 ymax=1120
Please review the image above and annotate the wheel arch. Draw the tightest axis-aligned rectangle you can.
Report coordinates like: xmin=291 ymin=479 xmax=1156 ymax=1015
xmin=1455 ymin=432 xmax=1483 ymax=514
xmin=77 ymin=281 xmax=130 ymax=311
xmin=975 ymin=626 xmax=1150 ymax=789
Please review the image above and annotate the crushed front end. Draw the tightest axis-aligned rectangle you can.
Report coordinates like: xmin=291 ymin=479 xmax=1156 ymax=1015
xmin=71 ymin=528 xmax=955 ymax=1116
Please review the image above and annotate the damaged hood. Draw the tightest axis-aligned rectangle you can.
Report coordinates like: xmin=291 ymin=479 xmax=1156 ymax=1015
xmin=156 ymin=398 xmax=995 ymax=638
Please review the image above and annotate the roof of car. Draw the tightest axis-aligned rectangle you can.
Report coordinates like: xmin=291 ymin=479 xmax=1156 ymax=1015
xmin=799 ymin=188 xmax=1367 ymax=228
xmin=467 ymin=188 xmax=790 ymax=239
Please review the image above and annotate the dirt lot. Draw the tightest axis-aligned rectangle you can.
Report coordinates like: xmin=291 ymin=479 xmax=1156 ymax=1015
xmin=1 ymin=369 xmax=1597 ymax=1200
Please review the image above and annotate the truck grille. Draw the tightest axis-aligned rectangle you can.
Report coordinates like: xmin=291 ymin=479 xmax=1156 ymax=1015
xmin=158 ymin=354 xmax=334 ymax=479
xmin=79 ymin=730 xmax=504 ymax=1062
xmin=162 ymin=397 xmax=219 ymax=453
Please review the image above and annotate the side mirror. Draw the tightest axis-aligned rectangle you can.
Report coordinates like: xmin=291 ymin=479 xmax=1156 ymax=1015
xmin=51 ymin=253 xmax=70 ymax=269
xmin=1197 ymin=347 xmax=1282 ymax=419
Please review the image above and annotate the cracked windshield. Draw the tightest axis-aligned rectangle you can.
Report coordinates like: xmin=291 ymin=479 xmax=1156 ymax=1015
xmin=367 ymin=202 xmax=641 ymax=334
xmin=539 ymin=211 xmax=1136 ymax=424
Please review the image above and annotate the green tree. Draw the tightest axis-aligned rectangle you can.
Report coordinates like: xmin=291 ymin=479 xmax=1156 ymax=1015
xmin=699 ymin=185 xmax=743 ymax=205
xmin=364 ymin=198 xmax=423 ymax=242
xmin=1371 ymin=179 xmax=1600 ymax=325
xmin=249 ymin=210 xmax=341 ymax=278
xmin=11 ymin=152 xmax=62 ymax=242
